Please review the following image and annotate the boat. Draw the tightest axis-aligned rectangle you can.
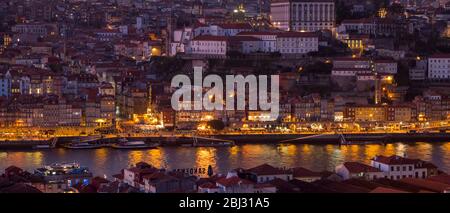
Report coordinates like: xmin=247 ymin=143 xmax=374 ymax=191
xmin=186 ymin=135 xmax=235 ymax=147
xmin=44 ymin=162 xmax=81 ymax=171
xmin=70 ymin=135 xmax=102 ymax=143
xmin=63 ymin=142 xmax=105 ymax=149
xmin=181 ymin=143 xmax=235 ymax=147
xmin=63 ymin=136 xmax=104 ymax=149
xmin=338 ymin=134 xmax=385 ymax=145
xmin=193 ymin=141 xmax=235 ymax=147
xmin=117 ymin=138 xmax=129 ymax=143
xmin=33 ymin=144 xmax=52 ymax=149
xmin=35 ymin=163 xmax=93 ymax=185
xmin=111 ymin=138 xmax=158 ymax=149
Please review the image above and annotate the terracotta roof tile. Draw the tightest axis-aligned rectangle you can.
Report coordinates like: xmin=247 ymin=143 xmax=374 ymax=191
xmin=246 ymin=164 xmax=290 ymax=176
xmin=343 ymin=162 xmax=381 ymax=173
xmin=216 ymin=176 xmax=253 ymax=187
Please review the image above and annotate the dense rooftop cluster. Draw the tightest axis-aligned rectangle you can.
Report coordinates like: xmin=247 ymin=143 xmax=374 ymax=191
xmin=0 ymin=0 xmax=449 ymax=137
xmin=2 ymin=155 xmax=449 ymax=193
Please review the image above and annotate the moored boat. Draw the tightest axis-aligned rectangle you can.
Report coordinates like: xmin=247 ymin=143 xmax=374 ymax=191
xmin=111 ymin=138 xmax=158 ymax=149
xmin=189 ymin=141 xmax=235 ymax=147
xmin=63 ymin=142 xmax=105 ymax=149
xmin=33 ymin=144 xmax=52 ymax=149
xmin=189 ymin=135 xmax=235 ymax=147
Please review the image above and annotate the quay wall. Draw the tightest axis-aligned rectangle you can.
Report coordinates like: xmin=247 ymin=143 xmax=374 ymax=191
xmin=1 ymin=133 xmax=450 ymax=150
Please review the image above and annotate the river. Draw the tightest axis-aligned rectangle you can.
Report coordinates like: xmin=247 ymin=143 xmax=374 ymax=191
xmin=1 ymin=142 xmax=450 ymax=177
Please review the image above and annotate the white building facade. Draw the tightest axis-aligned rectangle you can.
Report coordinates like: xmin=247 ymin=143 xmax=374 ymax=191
xmin=276 ymin=32 xmax=319 ymax=55
xmin=237 ymin=32 xmax=278 ymax=52
xmin=187 ymin=35 xmax=228 ymax=58
xmin=335 ymin=162 xmax=384 ymax=180
xmin=374 ymin=60 xmax=398 ymax=74
xmin=428 ymin=54 xmax=450 ymax=80
xmin=0 ymin=71 xmax=12 ymax=97
xmin=271 ymin=0 xmax=335 ymax=32
xmin=371 ymin=155 xmax=436 ymax=180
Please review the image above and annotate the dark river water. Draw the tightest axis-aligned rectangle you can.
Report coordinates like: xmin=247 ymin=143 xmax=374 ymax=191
xmin=1 ymin=142 xmax=450 ymax=177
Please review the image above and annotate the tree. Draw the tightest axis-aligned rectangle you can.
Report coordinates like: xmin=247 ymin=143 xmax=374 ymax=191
xmin=207 ymin=120 xmax=225 ymax=131
xmin=226 ymin=50 xmax=243 ymax=59
xmin=335 ymin=1 xmax=352 ymax=24
xmin=207 ymin=165 xmax=214 ymax=177
xmin=49 ymin=63 xmax=63 ymax=73
xmin=395 ymin=61 xmax=410 ymax=86
xmin=388 ymin=3 xmax=404 ymax=14
xmin=303 ymin=61 xmax=333 ymax=74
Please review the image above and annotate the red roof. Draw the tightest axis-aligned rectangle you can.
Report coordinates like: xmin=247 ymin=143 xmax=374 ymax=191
xmin=341 ymin=17 xmax=394 ymax=24
xmin=370 ymin=187 xmax=409 ymax=193
xmin=372 ymin=155 xmax=428 ymax=166
xmin=5 ymin=166 xmax=23 ymax=174
xmin=79 ymin=184 xmax=98 ymax=193
xmin=92 ymin=176 xmax=110 ymax=186
xmin=332 ymin=68 xmax=372 ymax=71
xmin=291 ymin=167 xmax=321 ymax=178
xmin=246 ymin=164 xmax=290 ymax=176
xmin=348 ymin=34 xmax=370 ymax=39
xmin=216 ymin=176 xmax=253 ymax=187
xmin=374 ymin=59 xmax=396 ymax=63
xmin=192 ymin=35 xmax=229 ymax=41
xmin=343 ymin=162 xmax=381 ymax=173
xmin=427 ymin=174 xmax=450 ymax=185
xmin=333 ymin=57 xmax=371 ymax=61
xmin=254 ymin=183 xmax=275 ymax=189
xmin=229 ymin=36 xmax=261 ymax=41
xmin=198 ymin=182 xmax=219 ymax=189
xmin=143 ymin=172 xmax=177 ymax=183
xmin=237 ymin=31 xmax=279 ymax=36
xmin=128 ymin=167 xmax=157 ymax=175
xmin=216 ymin=23 xmax=252 ymax=29
xmin=430 ymin=54 xmax=450 ymax=59
xmin=400 ymin=178 xmax=450 ymax=193
xmin=273 ymin=0 xmax=333 ymax=3
xmin=277 ymin=32 xmax=318 ymax=38
xmin=341 ymin=18 xmax=374 ymax=24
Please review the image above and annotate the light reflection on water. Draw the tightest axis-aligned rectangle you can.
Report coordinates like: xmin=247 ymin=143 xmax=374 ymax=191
xmin=0 ymin=142 xmax=449 ymax=177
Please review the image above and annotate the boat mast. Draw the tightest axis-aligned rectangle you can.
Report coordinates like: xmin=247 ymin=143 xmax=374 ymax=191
xmin=193 ymin=131 xmax=198 ymax=147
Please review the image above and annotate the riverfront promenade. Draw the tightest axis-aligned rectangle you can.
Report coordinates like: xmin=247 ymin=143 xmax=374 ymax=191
xmin=1 ymin=132 xmax=450 ymax=149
